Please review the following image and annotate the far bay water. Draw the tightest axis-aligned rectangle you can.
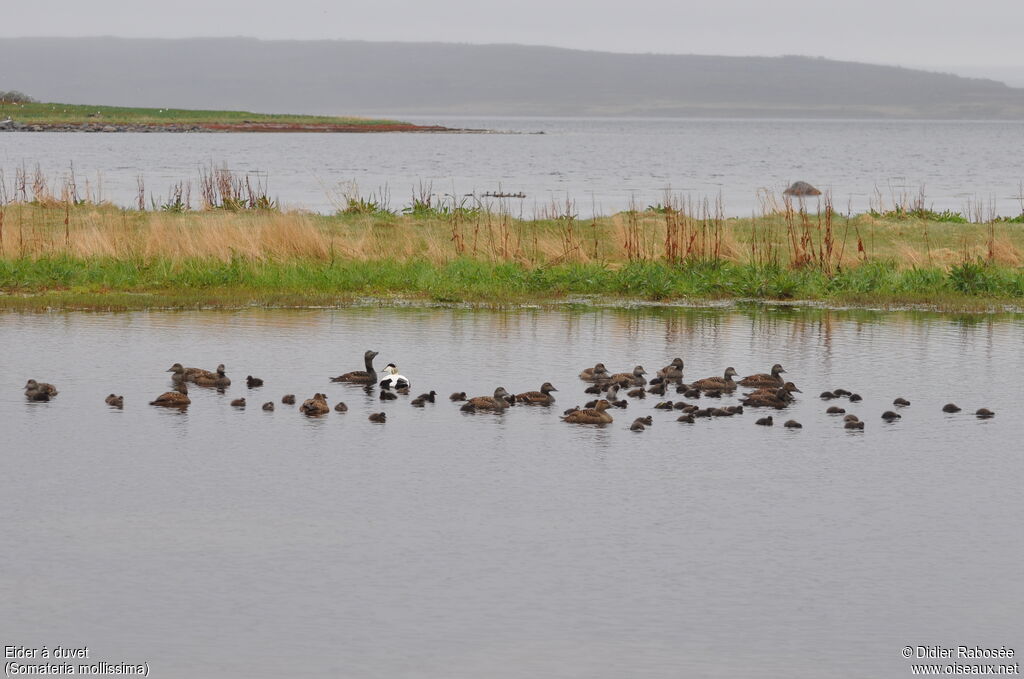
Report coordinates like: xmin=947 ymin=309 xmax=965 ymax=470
xmin=2 ymin=306 xmax=1022 ymax=678
xmin=2 ymin=117 xmax=1023 ymax=216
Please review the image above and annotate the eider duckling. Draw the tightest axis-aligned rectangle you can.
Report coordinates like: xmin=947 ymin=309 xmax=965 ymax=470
xmin=647 ymin=382 xmax=667 ymax=396
xmin=654 ymin=400 xmax=674 ymax=410
xmin=583 ymin=383 xmax=605 ymax=395
xmin=411 ymin=391 xmax=437 ymax=406
xmin=942 ymin=403 xmax=961 ymax=413
xmin=975 ymin=408 xmax=995 ymax=419
xmin=449 ymin=392 xmax=467 ymax=401
xmin=331 ymin=350 xmax=379 ymax=384
xmin=755 ymin=416 xmax=774 ymax=426
xmin=563 ymin=406 xmax=581 ymax=416
xmin=460 ymin=387 xmax=512 ymax=412
xmin=368 ymin=412 xmax=386 ymax=423
xmin=231 ymin=398 xmax=246 ymax=408
xmin=609 ymin=366 xmax=647 ymax=387
xmin=611 ymin=399 xmax=628 ymax=409
xmin=379 ymin=364 xmax=410 ymax=390
xmin=515 ymin=382 xmax=558 ymax=405
xmin=848 ymin=393 xmax=862 ymax=402
xmin=282 ymin=394 xmax=296 ymax=405
xmin=727 ymin=405 xmax=743 ymax=415
xmin=783 ymin=419 xmax=802 ymax=428
xmin=738 ymin=363 xmax=786 ymax=388
xmin=844 ymin=414 xmax=860 ymax=423
xmin=561 ymin=399 xmax=613 ymax=424
xmin=711 ymin=408 xmax=734 ymax=417
xmin=893 ymin=397 xmax=910 ymax=407
xmin=676 ymin=413 xmax=695 ymax=423
xmin=246 ymin=375 xmax=263 ymax=388
xmin=881 ymin=411 xmax=900 ymax=421
xmin=845 ymin=420 xmax=865 ymax=430
xmin=657 ymin=358 xmax=685 ymax=382
xmin=150 ymin=383 xmax=190 ymax=408
xmin=690 ymin=367 xmax=739 ymax=392
xmin=379 ymin=390 xmax=397 ymax=401
xmin=334 ymin=401 xmax=348 ymax=412
xmin=299 ymin=393 xmax=330 ymax=416
xmin=820 ymin=391 xmax=836 ymax=400
xmin=105 ymin=394 xmax=124 ymax=408
xmin=262 ymin=401 xmax=275 ymax=411
xmin=25 ymin=379 xmax=58 ymax=400
xmin=194 ymin=364 xmax=231 ymax=388
xmin=693 ymin=408 xmax=713 ymax=418
xmin=579 ymin=363 xmax=609 ymax=381
xmin=682 ymin=387 xmax=702 ymax=399
xmin=826 ymin=406 xmax=846 ymax=414
xmin=630 ymin=418 xmax=647 ymax=432
xmin=832 ymin=388 xmax=851 ymax=397
xmin=704 ymin=389 xmax=723 ymax=398
xmin=627 ymin=387 xmax=646 ymax=399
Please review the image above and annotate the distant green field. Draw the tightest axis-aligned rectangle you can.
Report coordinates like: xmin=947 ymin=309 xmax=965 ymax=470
xmin=0 ymin=101 xmax=404 ymax=127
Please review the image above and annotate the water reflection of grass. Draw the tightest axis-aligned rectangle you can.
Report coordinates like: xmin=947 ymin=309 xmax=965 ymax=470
xmin=0 ymin=203 xmax=1021 ymax=310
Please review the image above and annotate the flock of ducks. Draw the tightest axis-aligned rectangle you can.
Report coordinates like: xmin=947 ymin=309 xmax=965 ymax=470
xmin=23 ymin=350 xmax=997 ymax=430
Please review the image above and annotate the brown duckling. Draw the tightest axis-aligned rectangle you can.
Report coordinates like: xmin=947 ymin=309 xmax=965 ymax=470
xmin=583 ymin=383 xmax=605 ymax=395
xmin=262 ymin=401 xmax=275 ymax=411
xmin=282 ymin=394 xmax=296 ymax=405
xmin=380 ymin=390 xmax=397 ymax=401
xmin=738 ymin=363 xmax=786 ymax=388
xmin=657 ymin=357 xmax=685 ymax=382
xmin=848 ymin=393 xmax=862 ymax=402
xmin=515 ymin=382 xmax=558 ymax=405
xmin=755 ymin=416 xmax=774 ymax=426
xmin=609 ymin=365 xmax=647 ymax=387
xmin=25 ymin=379 xmax=58 ymax=400
xmin=975 ymin=408 xmax=995 ymax=419
xmin=630 ymin=418 xmax=648 ymax=432
xmin=820 ymin=391 xmax=837 ymax=400
xmin=194 ymin=364 xmax=231 ymax=388
xmin=449 ymin=392 xmax=467 ymax=401
xmin=691 ymin=367 xmax=739 ymax=392
xmin=676 ymin=413 xmax=695 ymax=423
xmin=704 ymin=389 xmax=723 ymax=398
xmin=105 ymin=394 xmax=124 ymax=408
xmin=299 ymin=393 xmax=330 ymax=416
xmin=246 ymin=375 xmax=264 ymax=388
xmin=333 ymin=401 xmax=348 ymax=412
xmin=579 ymin=363 xmax=609 ymax=381
xmin=627 ymin=387 xmax=646 ymax=399
xmin=783 ymin=419 xmax=802 ymax=428
xmin=563 ymin=406 xmax=580 ymax=416
xmin=460 ymin=387 xmax=512 ymax=412
xmin=826 ymin=406 xmax=846 ymax=414
xmin=330 ymin=350 xmax=379 ymax=384
xmin=150 ymin=383 xmax=190 ymax=408
xmin=647 ymin=382 xmax=667 ymax=396
xmin=832 ymin=388 xmax=851 ymax=397
xmin=368 ymin=412 xmax=386 ymax=423
xmin=654 ymin=400 xmax=674 ymax=410
xmin=415 ymin=391 xmax=437 ymax=403
xmin=611 ymin=399 xmax=628 ymax=409
xmin=844 ymin=414 xmax=860 ymax=423
xmin=693 ymin=408 xmax=714 ymax=418
xmin=231 ymin=398 xmax=246 ymax=408
xmin=881 ymin=411 xmax=900 ymax=421
xmin=710 ymin=408 xmax=734 ymax=417
xmin=893 ymin=397 xmax=910 ymax=407
xmin=561 ymin=399 xmax=613 ymax=424
xmin=845 ymin=420 xmax=865 ymax=430
xmin=727 ymin=405 xmax=743 ymax=415
xmin=942 ymin=403 xmax=961 ymax=413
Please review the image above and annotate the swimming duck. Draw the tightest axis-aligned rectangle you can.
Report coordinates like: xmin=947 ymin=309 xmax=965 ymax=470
xmin=379 ymin=364 xmax=410 ymax=390
xmin=282 ymin=394 xmax=296 ymax=405
xmin=893 ymin=397 xmax=910 ymax=407
xmin=630 ymin=418 xmax=647 ymax=432
xmin=783 ymin=419 xmax=802 ymax=428
xmin=820 ymin=391 xmax=837 ymax=400
xmin=844 ymin=414 xmax=860 ymax=423
xmin=414 ymin=391 xmax=437 ymax=403
xmin=368 ymin=412 xmax=386 ymax=423
xmin=579 ymin=363 xmax=609 ymax=381
xmin=848 ymin=393 xmax=862 ymax=402
xmin=654 ymin=400 xmax=674 ymax=410
xmin=105 ymin=394 xmax=124 ymax=408
xmin=561 ymin=399 xmax=613 ymax=424
xmin=583 ymin=383 xmax=605 ymax=395
xmin=755 ymin=416 xmax=774 ymax=426
xmin=741 ymin=387 xmax=792 ymax=409
xmin=167 ymin=363 xmax=213 ymax=383
xmin=262 ymin=401 xmax=275 ymax=411
xmin=627 ymin=387 xmax=646 ymax=399
xmin=609 ymin=366 xmax=647 ymax=387
xmin=515 ymin=382 xmax=558 ymax=405
xmin=379 ymin=390 xmax=397 ymax=401
xmin=942 ymin=403 xmax=961 ymax=413
xmin=976 ymin=408 xmax=995 ymax=419
xmin=25 ymin=379 xmax=58 ymax=400
xmin=246 ymin=375 xmax=264 ymax=388
xmin=331 ymin=350 xmax=379 ymax=384
xmin=449 ymin=392 xmax=467 ymax=401
xmin=690 ymin=367 xmax=739 ymax=392
xmin=745 ymin=382 xmax=801 ymax=400
xmin=845 ymin=420 xmax=865 ymax=430
xmin=826 ymin=406 xmax=846 ymax=414
xmin=676 ymin=413 xmax=695 ymax=423
xmin=881 ymin=411 xmax=901 ymax=421
xmin=150 ymin=383 xmax=190 ymax=408
xmin=738 ymin=364 xmax=786 ymax=388
xmin=657 ymin=358 xmax=685 ymax=381
xmin=832 ymin=388 xmax=851 ymax=397
xmin=334 ymin=401 xmax=348 ymax=412
xmin=194 ymin=364 xmax=231 ymax=388
xmin=460 ymin=387 xmax=512 ymax=412
xmin=231 ymin=398 xmax=246 ymax=408
xmin=647 ymin=382 xmax=667 ymax=396
xmin=299 ymin=393 xmax=330 ymax=416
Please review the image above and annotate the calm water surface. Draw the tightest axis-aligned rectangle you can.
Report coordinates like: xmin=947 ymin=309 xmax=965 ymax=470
xmin=2 ymin=117 xmax=1023 ymax=216
xmin=2 ymin=306 xmax=1022 ymax=678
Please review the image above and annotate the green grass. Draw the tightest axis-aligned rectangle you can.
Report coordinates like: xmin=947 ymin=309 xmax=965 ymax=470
xmin=0 ymin=101 xmax=404 ymax=127
xmin=1 ymin=256 xmax=1022 ymax=311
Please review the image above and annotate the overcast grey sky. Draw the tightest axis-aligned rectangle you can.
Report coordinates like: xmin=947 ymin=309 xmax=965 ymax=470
xmin=4 ymin=0 xmax=1022 ymax=80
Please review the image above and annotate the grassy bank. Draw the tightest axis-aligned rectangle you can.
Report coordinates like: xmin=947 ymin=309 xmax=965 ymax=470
xmin=0 ymin=201 xmax=1022 ymax=310
xmin=0 ymin=101 xmax=424 ymax=131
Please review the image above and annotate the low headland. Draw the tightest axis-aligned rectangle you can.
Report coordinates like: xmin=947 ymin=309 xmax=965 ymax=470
xmin=0 ymin=100 xmax=463 ymax=133
xmin=1 ymin=173 xmax=1022 ymax=312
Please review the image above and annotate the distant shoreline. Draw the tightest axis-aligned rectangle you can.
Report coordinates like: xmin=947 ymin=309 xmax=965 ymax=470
xmin=0 ymin=120 xmax=481 ymax=134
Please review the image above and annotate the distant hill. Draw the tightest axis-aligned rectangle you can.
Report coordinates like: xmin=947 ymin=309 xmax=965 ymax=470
xmin=2 ymin=37 xmax=1023 ymax=119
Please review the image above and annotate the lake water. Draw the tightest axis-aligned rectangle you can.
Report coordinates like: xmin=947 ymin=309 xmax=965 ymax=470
xmin=2 ymin=305 xmax=1021 ymax=678
xmin=2 ymin=117 xmax=1023 ymax=217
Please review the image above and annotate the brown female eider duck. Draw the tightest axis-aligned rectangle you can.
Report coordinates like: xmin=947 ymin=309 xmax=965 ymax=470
xmin=515 ymin=382 xmax=558 ymax=405
xmin=609 ymin=365 xmax=647 ymax=387
xmin=194 ymin=364 xmax=231 ymax=388
xmin=561 ymin=399 xmax=613 ymax=424
xmin=579 ymin=363 xmax=609 ymax=381
xmin=150 ymin=383 xmax=190 ymax=408
xmin=738 ymin=364 xmax=786 ymax=388
xmin=657 ymin=358 xmax=685 ymax=381
xmin=460 ymin=387 xmax=512 ymax=412
xmin=691 ymin=367 xmax=739 ymax=392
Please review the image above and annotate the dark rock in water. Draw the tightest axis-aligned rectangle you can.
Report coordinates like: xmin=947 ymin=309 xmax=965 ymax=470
xmin=783 ymin=181 xmax=822 ymax=197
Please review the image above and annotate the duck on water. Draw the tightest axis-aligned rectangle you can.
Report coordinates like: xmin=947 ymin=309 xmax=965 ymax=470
xmin=331 ymin=350 xmax=379 ymax=384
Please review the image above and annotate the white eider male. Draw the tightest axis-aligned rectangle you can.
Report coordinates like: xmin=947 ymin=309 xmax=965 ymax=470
xmin=379 ymin=364 xmax=410 ymax=390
